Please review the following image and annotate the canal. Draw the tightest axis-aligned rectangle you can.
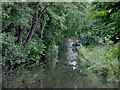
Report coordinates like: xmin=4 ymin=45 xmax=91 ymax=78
xmin=2 ymin=39 xmax=117 ymax=88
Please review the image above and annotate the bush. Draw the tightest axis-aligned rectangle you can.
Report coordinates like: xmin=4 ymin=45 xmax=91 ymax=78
xmin=2 ymin=33 xmax=47 ymax=71
xmin=26 ymin=40 xmax=46 ymax=65
xmin=2 ymin=33 xmax=27 ymax=70
xmin=77 ymin=43 xmax=119 ymax=87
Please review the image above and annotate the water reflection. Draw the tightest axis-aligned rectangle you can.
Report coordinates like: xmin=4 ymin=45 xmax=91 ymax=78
xmin=41 ymin=41 xmax=108 ymax=88
xmin=69 ymin=40 xmax=79 ymax=70
xmin=2 ymin=40 xmax=114 ymax=88
xmin=42 ymin=45 xmax=97 ymax=88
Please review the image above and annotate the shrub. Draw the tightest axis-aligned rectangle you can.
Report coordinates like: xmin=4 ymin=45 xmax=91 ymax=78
xmin=2 ymin=33 xmax=27 ymax=70
xmin=77 ymin=43 xmax=119 ymax=87
xmin=2 ymin=33 xmax=47 ymax=71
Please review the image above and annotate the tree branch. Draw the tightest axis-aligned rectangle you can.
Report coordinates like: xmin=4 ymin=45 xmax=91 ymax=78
xmin=38 ymin=20 xmax=46 ymax=46
xmin=38 ymin=4 xmax=55 ymax=19
xmin=24 ymin=3 xmax=39 ymax=48
xmin=24 ymin=3 xmax=55 ymax=48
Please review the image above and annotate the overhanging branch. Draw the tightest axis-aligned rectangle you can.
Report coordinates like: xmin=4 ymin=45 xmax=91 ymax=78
xmin=38 ymin=4 xmax=55 ymax=19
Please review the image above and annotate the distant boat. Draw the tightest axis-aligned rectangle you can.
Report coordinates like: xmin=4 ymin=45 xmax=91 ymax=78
xmin=70 ymin=41 xmax=74 ymax=46
xmin=70 ymin=49 xmax=77 ymax=55
xmin=69 ymin=40 xmax=82 ymax=46
xmin=70 ymin=40 xmax=79 ymax=46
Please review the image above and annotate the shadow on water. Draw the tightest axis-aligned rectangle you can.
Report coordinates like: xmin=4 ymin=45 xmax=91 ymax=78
xmin=2 ymin=40 xmax=117 ymax=88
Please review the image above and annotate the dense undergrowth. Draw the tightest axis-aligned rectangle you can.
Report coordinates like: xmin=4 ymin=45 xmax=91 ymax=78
xmin=1 ymin=33 xmax=47 ymax=71
xmin=78 ymin=43 xmax=119 ymax=87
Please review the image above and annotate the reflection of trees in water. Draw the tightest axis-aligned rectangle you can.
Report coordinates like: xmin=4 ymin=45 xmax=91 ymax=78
xmin=43 ymin=65 xmax=84 ymax=88
xmin=42 ymin=38 xmax=107 ymax=88
xmin=43 ymin=57 xmax=105 ymax=88
xmin=43 ymin=56 xmax=103 ymax=88
xmin=58 ymin=37 xmax=69 ymax=61
xmin=42 ymin=41 xmax=102 ymax=88
xmin=43 ymin=38 xmax=85 ymax=88
xmin=2 ymin=38 xmax=106 ymax=88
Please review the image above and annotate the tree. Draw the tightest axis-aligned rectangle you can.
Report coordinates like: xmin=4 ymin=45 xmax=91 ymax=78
xmin=91 ymin=2 xmax=120 ymax=43
xmin=24 ymin=3 xmax=55 ymax=48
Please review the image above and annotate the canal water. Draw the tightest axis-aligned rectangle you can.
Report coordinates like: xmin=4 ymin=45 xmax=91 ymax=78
xmin=2 ymin=41 xmax=117 ymax=88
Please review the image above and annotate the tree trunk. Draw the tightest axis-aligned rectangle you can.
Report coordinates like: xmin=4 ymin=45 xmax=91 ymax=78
xmin=21 ymin=2 xmax=24 ymax=7
xmin=22 ymin=80 xmax=31 ymax=89
xmin=24 ymin=4 xmax=55 ymax=48
xmin=17 ymin=25 xmax=23 ymax=44
xmin=24 ymin=4 xmax=39 ymax=48
xmin=38 ymin=20 xmax=46 ymax=45
xmin=102 ymin=34 xmax=106 ymax=44
xmin=16 ymin=3 xmax=24 ymax=44
xmin=39 ymin=78 xmax=43 ymax=88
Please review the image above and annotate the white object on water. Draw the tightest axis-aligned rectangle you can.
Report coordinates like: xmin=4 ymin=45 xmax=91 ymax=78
xmin=69 ymin=61 xmax=77 ymax=66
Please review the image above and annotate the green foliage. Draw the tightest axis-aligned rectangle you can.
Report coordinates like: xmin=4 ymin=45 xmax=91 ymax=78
xmin=92 ymin=11 xmax=109 ymax=20
xmin=3 ymin=65 xmax=45 ymax=88
xmin=78 ymin=43 xmax=119 ymax=87
xmin=105 ymin=44 xmax=119 ymax=84
xmin=2 ymin=32 xmax=46 ymax=70
xmin=26 ymin=40 xmax=46 ymax=63
xmin=45 ymin=45 xmax=58 ymax=70
xmin=3 ymin=3 xmax=31 ymax=25
xmin=2 ymin=33 xmax=27 ymax=70
xmin=90 ymin=2 xmax=120 ymax=43
xmin=2 ymin=2 xmax=119 ymax=88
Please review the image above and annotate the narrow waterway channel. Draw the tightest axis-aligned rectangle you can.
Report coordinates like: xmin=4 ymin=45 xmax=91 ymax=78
xmin=2 ymin=40 xmax=116 ymax=88
xmin=40 ymin=44 xmax=104 ymax=88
